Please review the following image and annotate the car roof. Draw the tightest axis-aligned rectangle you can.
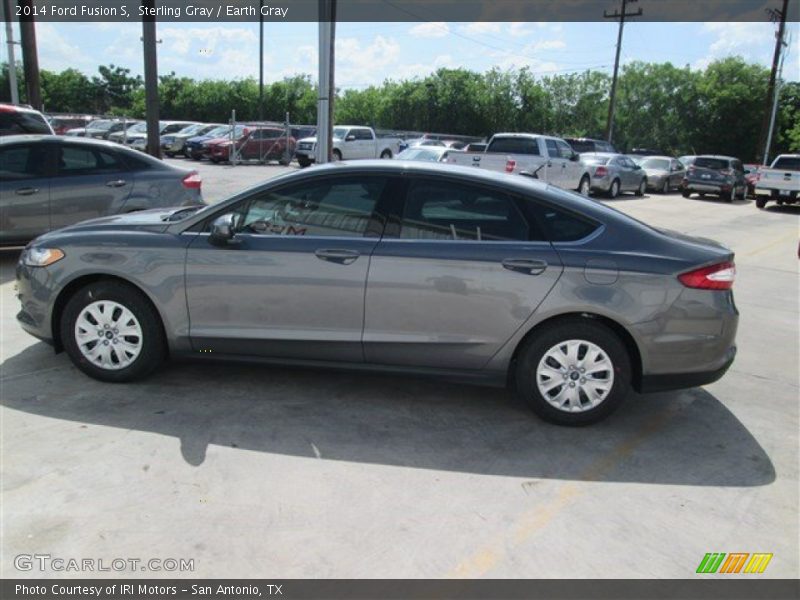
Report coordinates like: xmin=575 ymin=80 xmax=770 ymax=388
xmin=0 ymin=134 xmax=145 ymax=151
xmin=639 ymin=155 xmax=673 ymax=160
xmin=0 ymin=103 xmax=41 ymax=114
xmin=696 ymin=154 xmax=737 ymax=160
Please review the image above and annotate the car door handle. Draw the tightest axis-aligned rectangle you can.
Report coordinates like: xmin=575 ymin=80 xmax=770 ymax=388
xmin=106 ymin=179 xmax=127 ymax=187
xmin=547 ymin=161 xmax=552 ymax=167
xmin=15 ymin=187 xmax=38 ymax=196
xmin=314 ymin=248 xmax=360 ymax=265
xmin=502 ymin=258 xmax=548 ymax=275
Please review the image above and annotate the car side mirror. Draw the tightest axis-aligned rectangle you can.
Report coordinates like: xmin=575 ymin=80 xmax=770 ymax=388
xmin=570 ymin=152 xmax=580 ymax=162
xmin=209 ymin=213 xmax=237 ymax=246
xmin=345 ymin=134 xmax=356 ymax=141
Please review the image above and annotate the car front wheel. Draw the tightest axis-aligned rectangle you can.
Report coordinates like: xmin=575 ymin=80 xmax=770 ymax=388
xmin=514 ymin=319 xmax=631 ymax=426
xmin=578 ymin=175 xmax=591 ymax=196
xmin=61 ymin=281 xmax=166 ymax=382
xmin=607 ymin=179 xmax=620 ymax=199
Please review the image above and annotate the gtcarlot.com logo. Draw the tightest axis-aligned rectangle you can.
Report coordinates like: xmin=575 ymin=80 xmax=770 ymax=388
xmin=14 ymin=554 xmax=194 ymax=573
xmin=696 ymin=552 xmax=773 ymax=574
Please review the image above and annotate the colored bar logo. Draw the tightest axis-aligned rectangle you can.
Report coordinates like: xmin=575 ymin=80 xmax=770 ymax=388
xmin=696 ymin=553 xmax=773 ymax=574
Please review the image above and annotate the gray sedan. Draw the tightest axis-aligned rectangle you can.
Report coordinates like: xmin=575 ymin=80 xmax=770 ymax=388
xmin=581 ymin=152 xmax=647 ymax=198
xmin=634 ymin=156 xmax=686 ymax=193
xmin=15 ymin=161 xmax=738 ymax=426
xmin=0 ymin=135 xmax=203 ymax=246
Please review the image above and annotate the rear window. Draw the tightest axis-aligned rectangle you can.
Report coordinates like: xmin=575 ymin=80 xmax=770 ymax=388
xmin=567 ymin=140 xmax=595 ymax=153
xmin=581 ymin=155 xmax=610 ymax=165
xmin=772 ymin=156 xmax=800 ymax=171
xmin=694 ymin=157 xmax=730 ymax=171
xmin=641 ymin=158 xmax=671 ymax=170
xmin=487 ymin=137 xmax=540 ymax=155
xmin=0 ymin=111 xmax=52 ymax=135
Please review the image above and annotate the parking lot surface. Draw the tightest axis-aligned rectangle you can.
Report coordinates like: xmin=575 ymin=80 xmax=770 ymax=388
xmin=1 ymin=164 xmax=798 ymax=578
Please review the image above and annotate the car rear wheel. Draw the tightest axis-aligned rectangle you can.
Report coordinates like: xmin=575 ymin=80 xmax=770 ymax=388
xmin=756 ymin=197 xmax=767 ymax=209
xmin=380 ymin=149 xmax=392 ymax=159
xmin=61 ymin=281 xmax=166 ymax=383
xmin=681 ymin=189 xmax=691 ymax=198
xmin=661 ymin=179 xmax=670 ymax=194
xmin=578 ymin=175 xmax=591 ymax=196
xmin=297 ymin=157 xmax=311 ymax=168
xmin=607 ymin=179 xmax=620 ymax=199
xmin=332 ymin=149 xmax=342 ymax=161
xmin=726 ymin=187 xmax=735 ymax=203
xmin=514 ymin=319 xmax=631 ymax=426
xmin=635 ymin=178 xmax=646 ymax=197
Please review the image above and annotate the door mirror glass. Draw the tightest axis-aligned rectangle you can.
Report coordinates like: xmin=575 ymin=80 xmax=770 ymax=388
xmin=570 ymin=152 xmax=580 ymax=162
xmin=345 ymin=134 xmax=356 ymax=141
xmin=209 ymin=213 xmax=236 ymax=246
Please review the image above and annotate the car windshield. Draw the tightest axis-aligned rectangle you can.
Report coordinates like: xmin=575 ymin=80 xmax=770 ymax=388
xmin=87 ymin=120 xmax=112 ymax=130
xmin=580 ymin=154 xmax=610 ymax=165
xmin=641 ymin=158 xmax=670 ymax=170
xmin=205 ymin=126 xmax=229 ymax=137
xmin=396 ymin=147 xmax=445 ymax=161
xmin=333 ymin=127 xmax=349 ymax=139
xmin=177 ymin=124 xmax=204 ymax=136
xmin=128 ymin=122 xmax=147 ymax=133
xmin=772 ymin=156 xmax=800 ymax=171
xmin=694 ymin=157 xmax=730 ymax=170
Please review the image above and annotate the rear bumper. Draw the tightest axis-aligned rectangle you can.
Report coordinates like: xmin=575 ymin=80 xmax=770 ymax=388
xmin=754 ymin=187 xmax=799 ymax=200
xmin=639 ymin=346 xmax=736 ymax=392
xmin=683 ymin=180 xmax=729 ymax=194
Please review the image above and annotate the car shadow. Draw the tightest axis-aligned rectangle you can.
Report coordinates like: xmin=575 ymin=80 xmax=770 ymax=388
xmin=765 ymin=204 xmax=800 ymax=216
xmin=0 ymin=249 xmax=21 ymax=285
xmin=1 ymin=343 xmax=775 ymax=487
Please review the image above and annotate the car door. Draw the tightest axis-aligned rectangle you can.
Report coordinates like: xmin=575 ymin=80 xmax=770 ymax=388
xmin=352 ymin=128 xmax=374 ymax=158
xmin=363 ymin=176 xmax=563 ymax=370
xmin=184 ymin=174 xmax=389 ymax=362
xmin=0 ymin=142 xmax=52 ymax=245
xmin=544 ymin=138 xmax=564 ymax=188
xmin=48 ymin=143 xmax=133 ymax=231
xmin=670 ymin=159 xmax=685 ymax=188
xmin=556 ymin=139 xmax=580 ymax=189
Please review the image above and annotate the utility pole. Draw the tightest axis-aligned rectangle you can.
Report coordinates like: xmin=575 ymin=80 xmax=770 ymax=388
xmin=604 ymin=0 xmax=641 ymax=144
xmin=17 ymin=0 xmax=41 ymax=110
xmin=141 ymin=0 xmax=160 ymax=158
xmin=259 ymin=0 xmax=264 ymax=123
xmin=316 ymin=0 xmax=336 ymax=164
xmin=2 ymin=0 xmax=19 ymax=104
xmin=764 ymin=30 xmax=790 ymax=165
xmin=758 ymin=0 xmax=789 ymax=164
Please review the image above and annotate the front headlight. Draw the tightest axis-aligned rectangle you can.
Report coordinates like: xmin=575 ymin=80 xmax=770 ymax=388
xmin=23 ymin=247 xmax=65 ymax=267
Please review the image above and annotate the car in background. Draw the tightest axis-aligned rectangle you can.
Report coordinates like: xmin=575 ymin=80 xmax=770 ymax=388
xmin=564 ymin=137 xmax=616 ymax=154
xmin=0 ymin=135 xmax=203 ymax=246
xmin=14 ymin=161 xmax=739 ymax=427
xmin=108 ymin=121 xmax=147 ymax=144
xmin=72 ymin=119 xmax=135 ymax=140
xmin=465 ymin=142 xmax=487 ymax=153
xmin=754 ymin=154 xmax=800 ymax=208
xmin=394 ymin=146 xmax=450 ymax=162
xmin=48 ymin=115 xmax=96 ymax=135
xmin=295 ymin=126 xmax=402 ymax=166
xmin=398 ymin=138 xmax=446 ymax=152
xmin=629 ymin=147 xmax=664 ymax=157
xmin=681 ymin=155 xmax=746 ymax=202
xmin=123 ymin=121 xmax=199 ymax=150
xmin=161 ymin=123 xmax=223 ymax=157
xmin=581 ymin=152 xmax=647 ymax=198
xmin=678 ymin=155 xmax=697 ymax=168
xmin=743 ymin=163 xmax=764 ymax=198
xmin=0 ymin=103 xmax=54 ymax=136
xmin=441 ymin=140 xmax=467 ymax=150
xmin=206 ymin=126 xmax=295 ymax=164
xmin=634 ymin=156 xmax=686 ymax=194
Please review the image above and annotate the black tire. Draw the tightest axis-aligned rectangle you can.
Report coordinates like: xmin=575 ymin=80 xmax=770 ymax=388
xmin=210 ymin=157 xmax=221 ymax=164
xmin=297 ymin=157 xmax=311 ymax=168
xmin=738 ymin=186 xmax=746 ymax=201
xmin=577 ymin=175 xmax=591 ymax=196
xmin=755 ymin=197 xmax=767 ymax=209
xmin=725 ymin=187 xmax=735 ymax=203
xmin=332 ymin=149 xmax=342 ymax=161
xmin=380 ymin=149 xmax=392 ymax=159
xmin=607 ymin=179 xmax=620 ymax=199
xmin=514 ymin=319 xmax=632 ymax=426
xmin=661 ymin=179 xmax=670 ymax=194
xmin=165 ymin=152 xmax=175 ymax=158
xmin=60 ymin=280 xmax=166 ymax=383
xmin=681 ymin=189 xmax=691 ymax=198
xmin=635 ymin=178 xmax=646 ymax=197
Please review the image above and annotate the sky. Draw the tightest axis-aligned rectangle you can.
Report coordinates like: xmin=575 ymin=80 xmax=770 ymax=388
xmin=3 ymin=20 xmax=799 ymax=88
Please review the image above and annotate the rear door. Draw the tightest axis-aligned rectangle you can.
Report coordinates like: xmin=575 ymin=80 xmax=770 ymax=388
xmin=49 ymin=143 xmax=133 ymax=230
xmin=544 ymin=138 xmax=565 ymax=188
xmin=556 ymin=139 xmax=580 ymax=189
xmin=0 ymin=142 xmax=52 ymax=244
xmin=363 ymin=176 xmax=563 ymax=370
xmin=670 ymin=159 xmax=685 ymax=187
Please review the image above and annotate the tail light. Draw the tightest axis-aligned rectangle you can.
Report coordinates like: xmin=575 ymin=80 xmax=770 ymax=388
xmin=182 ymin=172 xmax=202 ymax=189
xmin=678 ymin=261 xmax=735 ymax=290
xmin=505 ymin=159 xmax=516 ymax=173
xmin=595 ymin=166 xmax=608 ymax=177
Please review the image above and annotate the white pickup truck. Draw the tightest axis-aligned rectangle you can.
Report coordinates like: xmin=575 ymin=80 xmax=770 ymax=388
xmin=754 ymin=154 xmax=800 ymax=208
xmin=445 ymin=133 xmax=593 ymax=194
xmin=295 ymin=126 xmax=402 ymax=167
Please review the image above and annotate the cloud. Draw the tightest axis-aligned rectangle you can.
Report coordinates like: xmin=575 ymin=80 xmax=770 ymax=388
xmin=532 ymin=39 xmax=567 ymax=51
xmin=34 ymin=22 xmax=98 ymax=73
xmin=394 ymin=54 xmax=455 ymax=80
xmin=462 ymin=22 xmax=503 ymax=35
xmin=408 ymin=22 xmax=449 ymax=39
xmin=693 ymin=22 xmax=780 ymax=71
xmin=334 ymin=35 xmax=402 ymax=86
xmin=508 ymin=23 xmax=532 ymax=38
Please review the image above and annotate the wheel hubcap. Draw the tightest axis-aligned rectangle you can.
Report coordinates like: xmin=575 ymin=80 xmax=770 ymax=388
xmin=75 ymin=300 xmax=142 ymax=370
xmin=536 ymin=339 xmax=614 ymax=413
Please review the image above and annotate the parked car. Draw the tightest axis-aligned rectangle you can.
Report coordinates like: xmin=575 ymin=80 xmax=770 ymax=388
xmin=0 ymin=103 xmax=54 ymax=136
xmin=0 ymin=135 xmax=203 ymax=246
xmin=743 ymin=163 xmax=764 ymax=198
xmin=108 ymin=121 xmax=147 ymax=144
xmin=465 ymin=142 xmax=487 ymax=153
xmin=446 ymin=132 xmax=593 ymax=195
xmin=634 ymin=155 xmax=686 ymax=194
xmin=81 ymin=119 xmax=136 ymax=140
xmin=581 ymin=152 xmax=647 ymax=198
xmin=161 ymin=123 xmax=223 ymax=157
xmin=754 ymin=154 xmax=800 ymax=208
xmin=398 ymin=138 xmax=446 ymax=152
xmin=564 ymin=137 xmax=616 ymax=154
xmin=678 ymin=155 xmax=697 ymax=167
xmin=394 ymin=146 xmax=450 ymax=162
xmin=48 ymin=115 xmax=95 ymax=135
xmin=681 ymin=155 xmax=746 ymax=202
xmin=629 ymin=147 xmax=664 ymax=156
xmin=442 ymin=140 xmax=467 ymax=150
xmin=205 ymin=126 xmax=295 ymax=164
xmin=14 ymin=161 xmax=738 ymax=426
xmin=185 ymin=125 xmax=241 ymax=160
xmin=115 ymin=121 xmax=198 ymax=150
xmin=295 ymin=126 xmax=402 ymax=167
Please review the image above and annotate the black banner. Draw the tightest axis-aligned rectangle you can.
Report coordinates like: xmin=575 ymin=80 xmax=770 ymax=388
xmin=1 ymin=0 xmax=799 ymax=23
xmin=3 ymin=580 xmax=800 ymax=600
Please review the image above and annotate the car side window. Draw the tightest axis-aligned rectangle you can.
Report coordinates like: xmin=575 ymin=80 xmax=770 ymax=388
xmin=354 ymin=129 xmax=372 ymax=140
xmin=231 ymin=176 xmax=386 ymax=238
xmin=556 ymin=141 xmax=574 ymax=159
xmin=529 ymin=200 xmax=599 ymax=243
xmin=732 ymin=160 xmax=744 ymax=172
xmin=0 ymin=145 xmax=48 ymax=180
xmin=399 ymin=180 xmax=531 ymax=242
xmin=58 ymin=146 xmax=124 ymax=175
xmin=545 ymin=139 xmax=560 ymax=158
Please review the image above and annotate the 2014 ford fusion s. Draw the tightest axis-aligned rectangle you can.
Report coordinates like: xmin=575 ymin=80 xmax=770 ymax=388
xmin=15 ymin=161 xmax=738 ymax=425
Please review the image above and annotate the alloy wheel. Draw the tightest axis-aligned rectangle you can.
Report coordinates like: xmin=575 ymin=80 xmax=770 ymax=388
xmin=536 ymin=339 xmax=615 ymax=413
xmin=74 ymin=300 xmax=143 ymax=370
